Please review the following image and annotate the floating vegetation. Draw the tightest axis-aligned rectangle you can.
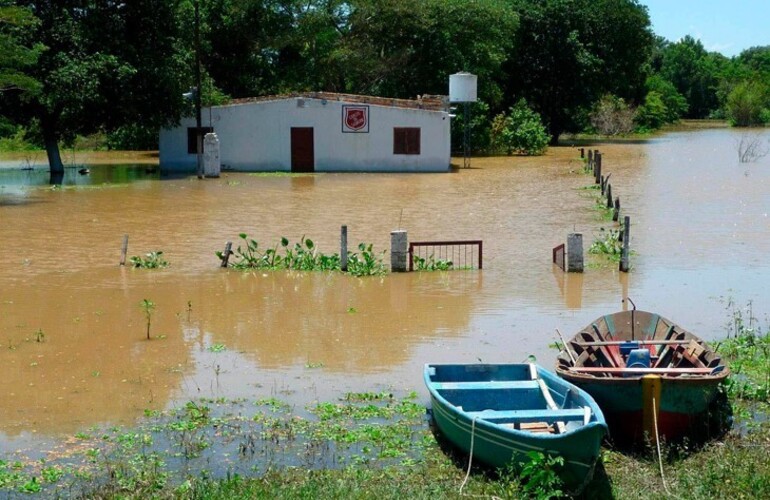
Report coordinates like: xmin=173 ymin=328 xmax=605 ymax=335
xmin=588 ymin=228 xmax=623 ymax=261
xmin=207 ymin=344 xmax=226 ymax=353
xmin=219 ymin=234 xmax=386 ymax=277
xmin=129 ymin=251 xmax=169 ymax=269
xmin=412 ymin=254 xmax=453 ymax=271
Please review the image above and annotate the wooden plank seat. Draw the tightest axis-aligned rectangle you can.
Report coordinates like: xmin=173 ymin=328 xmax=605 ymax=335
xmin=569 ymin=367 xmax=715 ymax=375
xmin=466 ymin=408 xmax=588 ymax=424
xmin=434 ymin=380 xmax=539 ymax=391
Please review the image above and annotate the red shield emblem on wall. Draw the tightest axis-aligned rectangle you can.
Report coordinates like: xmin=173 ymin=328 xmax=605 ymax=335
xmin=342 ymin=105 xmax=369 ymax=133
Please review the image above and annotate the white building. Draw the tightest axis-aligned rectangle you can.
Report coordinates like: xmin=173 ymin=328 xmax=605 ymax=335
xmin=159 ymin=92 xmax=451 ymax=173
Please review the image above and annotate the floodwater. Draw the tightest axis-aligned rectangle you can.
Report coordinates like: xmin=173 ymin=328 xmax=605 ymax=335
xmin=1 ymin=127 xmax=769 ymax=451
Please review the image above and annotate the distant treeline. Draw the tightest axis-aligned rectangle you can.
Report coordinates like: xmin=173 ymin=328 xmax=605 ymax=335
xmin=1 ymin=1 xmax=769 ymax=163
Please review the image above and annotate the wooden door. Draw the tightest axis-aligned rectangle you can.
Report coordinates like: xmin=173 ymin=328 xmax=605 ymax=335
xmin=291 ymin=127 xmax=314 ymax=172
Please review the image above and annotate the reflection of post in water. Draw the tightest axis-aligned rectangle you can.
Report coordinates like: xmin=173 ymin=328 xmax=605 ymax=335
xmin=564 ymin=272 xmax=584 ymax=309
xmin=552 ymin=264 xmax=584 ymax=309
xmin=290 ymin=175 xmax=315 ymax=190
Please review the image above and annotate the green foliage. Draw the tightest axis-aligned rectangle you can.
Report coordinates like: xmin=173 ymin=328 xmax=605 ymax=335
xmin=725 ymin=80 xmax=770 ymax=126
xmin=140 ymin=299 xmax=155 ymax=341
xmin=720 ymin=300 xmax=770 ymax=403
xmin=519 ymin=451 xmax=565 ymax=499
xmin=129 ymin=251 xmax=169 ymax=269
xmin=506 ymin=0 xmax=653 ymax=141
xmin=412 ymin=254 xmax=453 ymax=272
xmin=0 ymin=5 xmax=43 ymax=93
xmin=588 ymin=228 xmax=623 ymax=261
xmin=657 ymin=35 xmax=727 ymax=119
xmin=645 ymin=74 xmax=689 ymax=123
xmin=490 ymin=99 xmax=549 ymax=156
xmin=222 ymin=233 xmax=386 ymax=276
xmin=346 ymin=243 xmax=388 ymax=277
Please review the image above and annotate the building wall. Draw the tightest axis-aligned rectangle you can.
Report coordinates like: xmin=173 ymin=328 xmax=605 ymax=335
xmin=159 ymin=97 xmax=451 ymax=173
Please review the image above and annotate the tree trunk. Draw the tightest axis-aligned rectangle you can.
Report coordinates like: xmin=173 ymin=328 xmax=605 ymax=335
xmin=43 ymin=123 xmax=64 ymax=174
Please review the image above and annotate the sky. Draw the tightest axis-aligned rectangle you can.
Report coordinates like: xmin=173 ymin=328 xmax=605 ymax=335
xmin=639 ymin=0 xmax=769 ymax=57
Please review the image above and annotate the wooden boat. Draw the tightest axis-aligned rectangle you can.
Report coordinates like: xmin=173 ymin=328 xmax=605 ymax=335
xmin=555 ymin=309 xmax=729 ymax=445
xmin=424 ymin=363 xmax=607 ymax=492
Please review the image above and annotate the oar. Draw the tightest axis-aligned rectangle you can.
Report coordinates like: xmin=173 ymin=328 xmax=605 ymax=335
xmin=555 ymin=328 xmax=577 ymax=365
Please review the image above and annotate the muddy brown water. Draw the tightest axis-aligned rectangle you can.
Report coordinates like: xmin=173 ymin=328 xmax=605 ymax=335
xmin=1 ymin=127 xmax=769 ymax=450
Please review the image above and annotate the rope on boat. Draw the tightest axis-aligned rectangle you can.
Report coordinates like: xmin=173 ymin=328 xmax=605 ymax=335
xmin=459 ymin=417 xmax=479 ymax=495
xmin=652 ymin=396 xmax=672 ymax=496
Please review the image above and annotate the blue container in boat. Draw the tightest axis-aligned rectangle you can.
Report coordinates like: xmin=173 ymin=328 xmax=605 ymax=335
xmin=626 ymin=348 xmax=651 ymax=368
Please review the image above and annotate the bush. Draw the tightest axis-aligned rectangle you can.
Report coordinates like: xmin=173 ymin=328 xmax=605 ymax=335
xmin=635 ymin=91 xmax=668 ymax=131
xmin=726 ymin=80 xmax=770 ymax=127
xmin=589 ymin=94 xmax=635 ymax=136
xmin=489 ymin=99 xmax=549 ymax=156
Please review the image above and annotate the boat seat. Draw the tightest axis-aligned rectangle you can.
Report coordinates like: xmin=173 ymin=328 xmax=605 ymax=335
xmin=465 ymin=408 xmax=588 ymax=424
xmin=434 ymin=380 xmax=539 ymax=391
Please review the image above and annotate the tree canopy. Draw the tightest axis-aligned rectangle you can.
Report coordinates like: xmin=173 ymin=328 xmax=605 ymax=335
xmin=1 ymin=0 xmax=768 ymax=168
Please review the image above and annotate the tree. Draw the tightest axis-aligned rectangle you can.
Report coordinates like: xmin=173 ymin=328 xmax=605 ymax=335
xmin=503 ymin=0 xmax=653 ymax=143
xmin=490 ymin=99 xmax=549 ymax=155
xmin=338 ymin=0 xmax=517 ymax=103
xmin=658 ymin=35 xmax=727 ymax=118
xmin=0 ymin=4 xmax=42 ymax=94
xmin=725 ymin=80 xmax=769 ymax=127
xmin=5 ymin=1 xmax=187 ymax=173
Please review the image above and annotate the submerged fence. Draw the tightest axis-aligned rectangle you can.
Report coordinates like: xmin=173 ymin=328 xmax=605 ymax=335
xmin=408 ymin=240 xmax=483 ymax=271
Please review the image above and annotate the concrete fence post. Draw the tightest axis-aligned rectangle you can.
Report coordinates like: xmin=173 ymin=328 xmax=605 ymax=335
xmin=391 ymin=230 xmax=408 ymax=272
xmin=567 ymin=233 xmax=584 ymax=273
xmin=203 ymin=132 xmax=221 ymax=178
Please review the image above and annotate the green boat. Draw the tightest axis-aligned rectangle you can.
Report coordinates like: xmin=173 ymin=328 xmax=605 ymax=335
xmin=424 ymin=363 xmax=607 ymax=492
xmin=555 ymin=309 xmax=729 ymax=445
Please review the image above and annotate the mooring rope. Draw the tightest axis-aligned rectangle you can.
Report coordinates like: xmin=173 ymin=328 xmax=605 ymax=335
xmin=652 ymin=396 xmax=672 ymax=496
xmin=459 ymin=417 xmax=479 ymax=495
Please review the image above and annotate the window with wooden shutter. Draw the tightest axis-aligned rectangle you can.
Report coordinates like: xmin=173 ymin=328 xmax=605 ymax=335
xmin=393 ymin=127 xmax=421 ymax=155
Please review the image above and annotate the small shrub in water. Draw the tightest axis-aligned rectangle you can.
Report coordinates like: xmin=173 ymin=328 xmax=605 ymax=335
xmin=130 ymin=251 xmax=169 ymax=269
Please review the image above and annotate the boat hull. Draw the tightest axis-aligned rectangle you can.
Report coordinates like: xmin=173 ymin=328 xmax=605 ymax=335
xmin=560 ymin=374 xmax=725 ymax=444
xmin=556 ymin=310 xmax=729 ymax=444
xmin=425 ymin=364 xmax=606 ymax=492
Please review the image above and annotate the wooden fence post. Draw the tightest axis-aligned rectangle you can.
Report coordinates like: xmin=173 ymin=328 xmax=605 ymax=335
xmin=595 ymin=152 xmax=602 ymax=184
xmin=606 ymin=183 xmax=613 ymax=208
xmin=119 ymin=234 xmax=129 ymax=266
xmin=220 ymin=241 xmax=232 ymax=268
xmin=580 ymin=148 xmax=585 ymax=159
xmin=613 ymin=197 xmax=620 ymax=222
xmin=620 ymin=216 xmax=631 ymax=272
xmin=341 ymin=225 xmax=348 ymax=272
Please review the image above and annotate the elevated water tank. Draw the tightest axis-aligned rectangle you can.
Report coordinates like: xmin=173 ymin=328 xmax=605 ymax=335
xmin=449 ymin=72 xmax=477 ymax=103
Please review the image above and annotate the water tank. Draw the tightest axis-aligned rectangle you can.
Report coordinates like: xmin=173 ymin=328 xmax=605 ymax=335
xmin=449 ymin=72 xmax=478 ymax=103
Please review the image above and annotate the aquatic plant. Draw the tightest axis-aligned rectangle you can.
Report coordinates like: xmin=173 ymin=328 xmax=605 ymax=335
xmin=588 ymin=228 xmax=623 ymax=261
xmin=129 ymin=251 xmax=169 ymax=269
xmin=140 ymin=299 xmax=155 ymax=340
xmin=412 ymin=254 xmax=454 ymax=271
xmin=220 ymin=233 xmax=386 ymax=276
xmin=720 ymin=300 xmax=770 ymax=403
xmin=345 ymin=243 xmax=387 ymax=276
